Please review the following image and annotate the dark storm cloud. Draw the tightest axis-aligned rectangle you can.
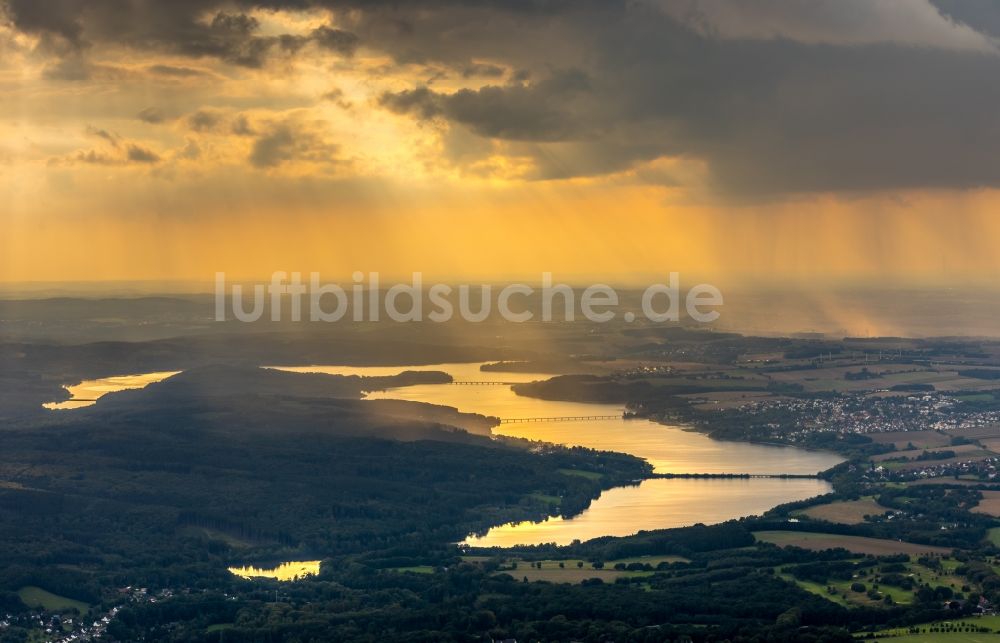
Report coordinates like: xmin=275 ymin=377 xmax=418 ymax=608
xmin=210 ymin=11 xmax=258 ymax=37
xmin=3 ymin=0 xmax=86 ymax=50
xmin=379 ymin=87 xmax=442 ymax=120
xmin=380 ymin=70 xmax=592 ymax=141
xmin=365 ymin=0 xmax=1000 ymax=195
xmin=461 ymin=62 xmax=505 ymax=78
xmin=588 ymin=22 xmax=1000 ymax=195
xmin=9 ymin=0 xmax=1000 ymax=195
xmin=931 ymin=0 xmax=1000 ymax=39
xmin=2 ymin=1 xmax=360 ymax=68
xmin=310 ymin=25 xmax=359 ymax=56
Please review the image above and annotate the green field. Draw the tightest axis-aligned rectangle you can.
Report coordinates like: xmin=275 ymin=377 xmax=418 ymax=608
xmin=497 ymin=564 xmax=651 ymax=584
xmin=858 ymin=616 xmax=1000 ymax=641
xmin=781 ymin=557 xmax=971 ymax=610
xmin=782 ymin=572 xmax=913 ymax=608
xmin=956 ymin=394 xmax=996 ymax=403
xmin=777 ymin=573 xmax=851 ymax=607
xmin=388 ymin=566 xmax=435 ymax=574
xmin=16 ymin=586 xmax=90 ymax=613
xmin=858 ymin=631 xmax=998 ymax=642
xmin=556 ymin=468 xmax=603 ymax=480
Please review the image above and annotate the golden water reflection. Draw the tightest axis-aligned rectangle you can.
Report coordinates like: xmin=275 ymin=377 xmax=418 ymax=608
xmin=267 ymin=362 xmax=547 ymax=383
xmin=42 ymin=371 xmax=180 ymax=411
xmin=463 ymin=478 xmax=832 ymax=547
xmin=228 ymin=560 xmax=321 ymax=581
xmin=273 ymin=363 xmax=842 ymax=545
xmin=346 ymin=366 xmax=842 ymax=476
xmin=43 ymin=371 xmax=181 ymax=410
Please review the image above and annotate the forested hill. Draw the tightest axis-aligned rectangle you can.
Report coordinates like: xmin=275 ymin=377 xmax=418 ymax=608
xmin=28 ymin=364 xmax=499 ymax=439
xmin=0 ymin=368 xmax=650 ymax=586
xmin=103 ymin=364 xmax=456 ymax=400
xmin=0 ymin=324 xmax=534 ymax=418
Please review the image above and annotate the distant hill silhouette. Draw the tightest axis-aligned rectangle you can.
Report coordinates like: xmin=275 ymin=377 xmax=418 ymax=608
xmin=32 ymin=364 xmax=497 ymax=442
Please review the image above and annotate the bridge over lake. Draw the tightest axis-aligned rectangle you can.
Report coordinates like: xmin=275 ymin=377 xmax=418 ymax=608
xmin=498 ymin=414 xmax=623 ymax=424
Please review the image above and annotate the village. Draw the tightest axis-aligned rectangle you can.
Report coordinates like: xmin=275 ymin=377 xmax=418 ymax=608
xmin=1 ymin=586 xmax=173 ymax=643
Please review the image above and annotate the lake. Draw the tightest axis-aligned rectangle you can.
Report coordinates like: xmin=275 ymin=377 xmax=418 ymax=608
xmin=271 ymin=363 xmax=842 ymax=546
xmin=42 ymin=371 xmax=181 ymax=410
xmin=228 ymin=560 xmax=321 ymax=581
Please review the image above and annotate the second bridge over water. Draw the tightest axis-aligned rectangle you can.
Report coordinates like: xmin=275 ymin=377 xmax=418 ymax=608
xmin=498 ymin=414 xmax=625 ymax=424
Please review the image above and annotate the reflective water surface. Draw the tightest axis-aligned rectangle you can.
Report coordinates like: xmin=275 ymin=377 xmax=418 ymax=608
xmin=228 ymin=560 xmax=321 ymax=581
xmin=463 ymin=477 xmax=832 ymax=546
xmin=273 ymin=363 xmax=842 ymax=546
xmin=43 ymin=371 xmax=181 ymax=410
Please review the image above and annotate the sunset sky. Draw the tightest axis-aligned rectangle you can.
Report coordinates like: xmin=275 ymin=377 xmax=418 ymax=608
xmin=2 ymin=0 xmax=1000 ymax=286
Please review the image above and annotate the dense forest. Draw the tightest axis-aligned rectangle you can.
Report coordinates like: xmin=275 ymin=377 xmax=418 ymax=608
xmin=0 ymin=395 xmax=648 ymax=577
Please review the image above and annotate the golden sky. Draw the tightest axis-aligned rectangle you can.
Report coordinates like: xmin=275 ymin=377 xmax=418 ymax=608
xmin=2 ymin=1 xmax=1000 ymax=287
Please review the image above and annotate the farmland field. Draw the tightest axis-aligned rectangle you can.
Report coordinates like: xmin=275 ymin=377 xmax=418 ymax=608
xmin=907 ymin=478 xmax=998 ymax=488
xmin=799 ymin=497 xmax=887 ymax=524
xmin=872 ymin=444 xmax=987 ymax=463
xmin=497 ymin=562 xmax=649 ymax=584
xmin=753 ymin=531 xmax=951 ymax=555
xmin=949 ymin=426 xmax=1000 ymax=441
xmin=679 ymin=391 xmax=792 ymax=411
xmin=890 ymin=452 xmax=996 ymax=472
xmin=763 ymin=365 xmax=997 ymax=394
xmin=16 ymin=586 xmax=90 ymax=613
xmin=869 ymin=431 xmax=952 ymax=450
xmin=973 ymin=490 xmax=1000 ymax=517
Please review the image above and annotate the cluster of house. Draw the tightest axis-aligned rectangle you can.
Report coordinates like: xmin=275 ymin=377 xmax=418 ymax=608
xmin=870 ymin=456 xmax=1000 ymax=483
xmin=48 ymin=606 xmax=119 ymax=643
xmin=0 ymin=585 xmax=174 ymax=643
xmin=737 ymin=392 xmax=1000 ymax=441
